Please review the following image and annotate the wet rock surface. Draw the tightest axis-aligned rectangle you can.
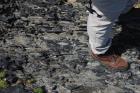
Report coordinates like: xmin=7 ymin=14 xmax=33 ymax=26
xmin=1 ymin=0 xmax=140 ymax=93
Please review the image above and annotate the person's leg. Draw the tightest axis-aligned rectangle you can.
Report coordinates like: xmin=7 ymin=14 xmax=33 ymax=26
xmin=87 ymin=14 xmax=113 ymax=55
xmin=87 ymin=0 xmax=136 ymax=55
xmin=87 ymin=0 xmax=137 ymax=70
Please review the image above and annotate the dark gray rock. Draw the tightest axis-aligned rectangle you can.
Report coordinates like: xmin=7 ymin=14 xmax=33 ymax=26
xmin=0 ymin=85 xmax=31 ymax=93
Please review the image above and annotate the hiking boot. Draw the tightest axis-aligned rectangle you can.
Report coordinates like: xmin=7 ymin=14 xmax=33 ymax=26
xmin=91 ymin=51 xmax=128 ymax=71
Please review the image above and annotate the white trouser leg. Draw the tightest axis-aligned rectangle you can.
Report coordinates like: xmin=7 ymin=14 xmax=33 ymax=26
xmin=87 ymin=0 xmax=136 ymax=55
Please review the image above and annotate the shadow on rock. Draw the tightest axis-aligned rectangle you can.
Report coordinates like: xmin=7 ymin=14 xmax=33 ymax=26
xmin=106 ymin=8 xmax=140 ymax=58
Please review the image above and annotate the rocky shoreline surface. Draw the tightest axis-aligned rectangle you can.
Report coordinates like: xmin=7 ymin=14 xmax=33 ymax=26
xmin=0 ymin=0 xmax=140 ymax=93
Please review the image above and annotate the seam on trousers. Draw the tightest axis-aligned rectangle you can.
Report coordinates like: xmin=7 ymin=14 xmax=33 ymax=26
xmin=87 ymin=26 xmax=96 ymax=49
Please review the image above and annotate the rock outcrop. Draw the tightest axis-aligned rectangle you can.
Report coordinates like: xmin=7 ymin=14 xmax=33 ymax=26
xmin=1 ymin=0 xmax=140 ymax=93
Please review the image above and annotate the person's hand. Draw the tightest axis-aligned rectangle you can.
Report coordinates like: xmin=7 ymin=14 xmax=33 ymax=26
xmin=67 ymin=0 xmax=77 ymax=4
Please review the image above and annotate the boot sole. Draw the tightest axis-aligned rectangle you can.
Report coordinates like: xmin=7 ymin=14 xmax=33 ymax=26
xmin=100 ymin=62 xmax=129 ymax=72
xmin=90 ymin=52 xmax=129 ymax=72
